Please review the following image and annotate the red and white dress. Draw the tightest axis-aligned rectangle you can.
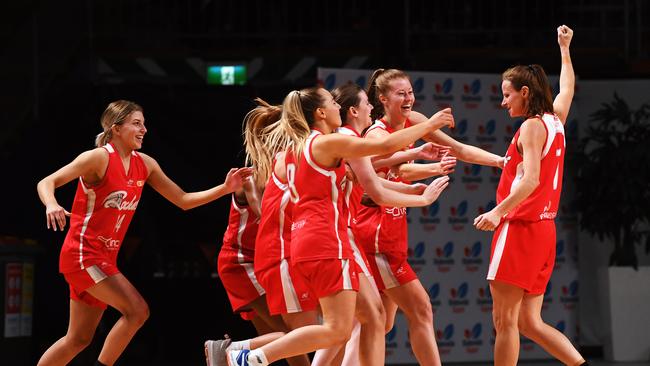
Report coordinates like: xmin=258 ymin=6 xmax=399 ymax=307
xmin=354 ymin=119 xmax=417 ymax=291
xmin=254 ymin=155 xmax=317 ymax=315
xmin=217 ymin=194 xmax=265 ymax=313
xmin=487 ymin=113 xmax=565 ymax=294
xmin=59 ymin=143 xmax=148 ymax=308
xmin=289 ymin=130 xmax=359 ymax=299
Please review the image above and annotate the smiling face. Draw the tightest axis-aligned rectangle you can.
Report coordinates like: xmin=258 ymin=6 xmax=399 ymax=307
xmin=501 ymin=80 xmax=528 ymax=118
xmin=355 ymin=90 xmax=374 ymax=129
xmin=114 ymin=111 xmax=147 ymax=150
xmin=381 ymin=77 xmax=414 ymax=122
xmin=317 ymin=88 xmax=342 ymax=132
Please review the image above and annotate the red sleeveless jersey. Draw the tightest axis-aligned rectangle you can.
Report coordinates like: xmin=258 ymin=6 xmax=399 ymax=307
xmin=59 ymin=143 xmax=148 ymax=273
xmin=497 ymin=113 xmax=566 ymax=221
xmin=288 ymin=130 xmax=352 ymax=262
xmin=254 ymin=159 xmax=294 ymax=273
xmin=221 ymin=194 xmax=259 ymax=261
xmin=355 ymin=119 xmax=410 ymax=255
xmin=337 ymin=126 xmax=364 ymax=228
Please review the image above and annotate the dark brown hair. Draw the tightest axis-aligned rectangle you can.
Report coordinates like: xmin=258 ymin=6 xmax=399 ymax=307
xmin=502 ymin=64 xmax=554 ymax=117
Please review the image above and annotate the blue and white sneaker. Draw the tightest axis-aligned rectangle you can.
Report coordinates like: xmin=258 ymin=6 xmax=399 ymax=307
xmin=227 ymin=349 xmax=250 ymax=366
xmin=204 ymin=337 xmax=232 ymax=366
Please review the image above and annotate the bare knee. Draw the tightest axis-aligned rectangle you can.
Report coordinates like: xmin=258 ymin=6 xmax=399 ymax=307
xmin=492 ymin=310 xmax=518 ymax=333
xmin=325 ymin=321 xmax=354 ymax=346
xmin=123 ymin=300 xmax=150 ymax=328
xmin=65 ymin=331 xmax=94 ymax=352
xmin=403 ymin=299 xmax=433 ymax=325
xmin=518 ymin=313 xmax=543 ymax=338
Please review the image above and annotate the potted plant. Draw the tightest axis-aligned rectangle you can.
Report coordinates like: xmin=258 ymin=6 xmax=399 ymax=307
xmin=574 ymin=93 xmax=650 ymax=361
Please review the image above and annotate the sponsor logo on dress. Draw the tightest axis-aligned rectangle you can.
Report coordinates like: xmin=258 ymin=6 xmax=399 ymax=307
xmin=102 ymin=191 xmax=139 ymax=211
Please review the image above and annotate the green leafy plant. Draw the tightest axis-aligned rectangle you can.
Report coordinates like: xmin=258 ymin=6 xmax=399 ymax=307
xmin=575 ymin=93 xmax=650 ymax=269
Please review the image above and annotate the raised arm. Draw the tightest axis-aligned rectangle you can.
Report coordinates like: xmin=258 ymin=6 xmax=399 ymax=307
xmin=473 ymin=118 xmax=545 ymax=231
xmin=141 ymin=153 xmax=253 ymax=211
xmin=409 ymin=111 xmax=504 ymax=168
xmin=37 ymin=148 xmax=108 ymax=231
xmin=553 ymin=25 xmax=575 ymax=124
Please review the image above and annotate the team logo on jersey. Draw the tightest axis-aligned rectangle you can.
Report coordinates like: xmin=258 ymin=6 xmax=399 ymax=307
xmin=97 ymin=236 xmax=121 ymax=250
xmin=102 ymin=190 xmax=139 ymax=211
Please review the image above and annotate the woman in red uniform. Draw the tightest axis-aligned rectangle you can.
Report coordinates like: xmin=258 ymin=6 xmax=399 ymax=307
xmin=36 ymin=100 xmax=251 ymax=366
xmin=355 ymin=68 xmax=504 ymax=366
xmin=207 ymin=100 xmax=314 ymax=366
xmin=226 ymin=87 xmax=453 ymax=366
xmin=473 ymin=25 xmax=586 ymax=366
xmin=329 ymin=83 xmax=451 ymax=366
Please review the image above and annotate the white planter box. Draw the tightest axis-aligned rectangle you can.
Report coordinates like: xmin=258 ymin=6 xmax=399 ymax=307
xmin=601 ymin=266 xmax=650 ymax=361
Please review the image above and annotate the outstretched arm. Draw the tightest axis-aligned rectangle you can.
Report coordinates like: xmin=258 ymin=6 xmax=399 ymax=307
xmin=371 ymin=142 xmax=451 ymax=170
xmin=142 ymin=153 xmax=253 ymax=211
xmin=349 ymin=156 xmax=449 ymax=207
xmin=409 ymin=111 xmax=504 ymax=168
xmin=313 ymin=108 xmax=455 ymax=166
xmin=553 ymin=25 xmax=575 ymax=124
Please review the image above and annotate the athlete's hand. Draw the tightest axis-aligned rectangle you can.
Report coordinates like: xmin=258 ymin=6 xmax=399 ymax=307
xmin=422 ymin=176 xmax=449 ymax=204
xmin=497 ymin=156 xmax=507 ymax=169
xmin=414 ymin=142 xmax=451 ymax=161
xmin=45 ymin=203 xmax=71 ymax=231
xmin=557 ymin=25 xmax=573 ymax=49
xmin=224 ymin=167 xmax=254 ymax=193
xmin=438 ymin=155 xmax=457 ymax=175
xmin=429 ymin=108 xmax=455 ymax=130
xmin=474 ymin=209 xmax=501 ymax=231
xmin=411 ymin=183 xmax=428 ymax=195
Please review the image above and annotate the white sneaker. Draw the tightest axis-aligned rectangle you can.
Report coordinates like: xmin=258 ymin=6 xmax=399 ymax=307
xmin=227 ymin=349 xmax=251 ymax=366
xmin=204 ymin=337 xmax=232 ymax=366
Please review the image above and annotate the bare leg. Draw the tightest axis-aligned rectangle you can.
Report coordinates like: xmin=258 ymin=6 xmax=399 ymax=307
xmin=37 ymin=300 xmax=104 ymax=366
xmin=490 ymin=280 xmax=524 ymax=366
xmin=382 ymin=293 xmax=398 ymax=334
xmin=85 ymin=273 xmax=150 ymax=366
xmin=352 ymin=275 xmax=385 ymax=366
xmin=384 ymin=279 xmax=441 ymax=366
xmin=259 ymin=290 xmax=357 ymax=363
xmin=518 ymin=293 xmax=585 ymax=365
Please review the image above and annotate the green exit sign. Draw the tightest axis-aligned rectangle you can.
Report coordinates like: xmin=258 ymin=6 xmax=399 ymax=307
xmin=207 ymin=65 xmax=247 ymax=85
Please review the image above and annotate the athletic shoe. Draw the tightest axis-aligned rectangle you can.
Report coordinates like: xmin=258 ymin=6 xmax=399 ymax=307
xmin=204 ymin=337 xmax=232 ymax=366
xmin=227 ymin=349 xmax=250 ymax=366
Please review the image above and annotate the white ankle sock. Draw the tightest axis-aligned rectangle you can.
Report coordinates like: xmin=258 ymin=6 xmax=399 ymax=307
xmin=228 ymin=339 xmax=250 ymax=351
xmin=247 ymin=349 xmax=269 ymax=366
